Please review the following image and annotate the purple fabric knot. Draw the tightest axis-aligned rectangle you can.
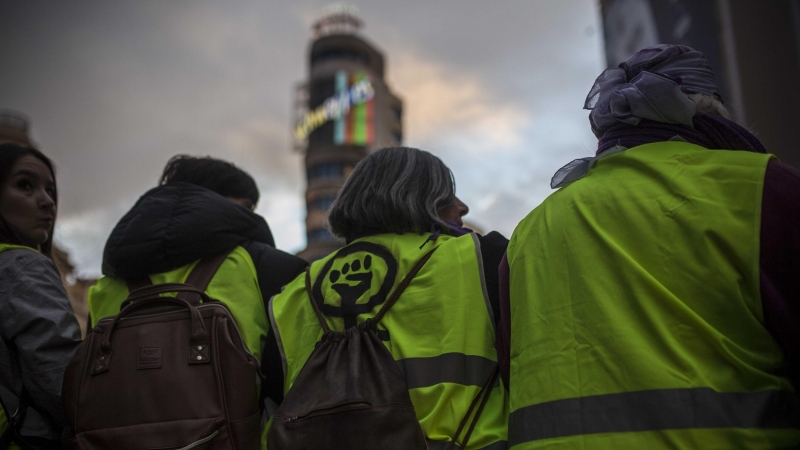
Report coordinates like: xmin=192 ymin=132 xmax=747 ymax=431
xmin=586 ymin=44 xmax=721 ymax=138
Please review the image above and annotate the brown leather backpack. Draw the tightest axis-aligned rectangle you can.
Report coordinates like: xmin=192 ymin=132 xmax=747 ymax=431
xmin=61 ymin=252 xmax=263 ymax=450
xmin=268 ymin=247 xmax=497 ymax=450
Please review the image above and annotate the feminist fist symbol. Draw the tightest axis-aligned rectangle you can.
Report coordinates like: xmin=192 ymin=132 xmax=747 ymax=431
xmin=329 ymin=255 xmax=374 ymax=328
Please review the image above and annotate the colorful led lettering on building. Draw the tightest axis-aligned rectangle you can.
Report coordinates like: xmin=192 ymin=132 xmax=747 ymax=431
xmin=294 ymin=71 xmax=374 ymax=145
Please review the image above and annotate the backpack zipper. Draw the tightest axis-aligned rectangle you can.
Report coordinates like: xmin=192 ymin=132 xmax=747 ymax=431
xmin=280 ymin=402 xmax=371 ymax=423
xmin=96 ymin=304 xmax=259 ymax=361
xmin=175 ymin=430 xmax=218 ymax=450
xmin=96 ymin=304 xmax=262 ymax=373
xmin=96 ymin=303 xmax=229 ymax=324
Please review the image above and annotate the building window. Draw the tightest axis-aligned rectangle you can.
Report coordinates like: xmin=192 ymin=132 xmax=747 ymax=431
xmin=309 ymin=196 xmax=336 ymax=211
xmin=307 ymin=163 xmax=344 ymax=181
xmin=307 ymin=228 xmax=336 ymax=243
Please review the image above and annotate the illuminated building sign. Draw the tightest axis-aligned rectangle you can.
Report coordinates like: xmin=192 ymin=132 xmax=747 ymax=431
xmin=294 ymin=71 xmax=374 ymax=145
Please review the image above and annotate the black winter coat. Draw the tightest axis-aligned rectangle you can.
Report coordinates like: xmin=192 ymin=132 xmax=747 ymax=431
xmin=102 ymin=182 xmax=307 ymax=302
xmin=101 ymin=183 xmax=308 ymax=409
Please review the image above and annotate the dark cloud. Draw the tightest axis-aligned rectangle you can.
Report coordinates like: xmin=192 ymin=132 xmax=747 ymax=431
xmin=1 ymin=1 xmax=604 ymax=275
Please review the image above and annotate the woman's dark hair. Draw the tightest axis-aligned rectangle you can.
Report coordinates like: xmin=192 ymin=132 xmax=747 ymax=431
xmin=160 ymin=155 xmax=259 ymax=205
xmin=328 ymin=146 xmax=456 ymax=239
xmin=0 ymin=144 xmax=58 ymax=257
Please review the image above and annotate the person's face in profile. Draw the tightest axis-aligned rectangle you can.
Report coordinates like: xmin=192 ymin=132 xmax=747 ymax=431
xmin=438 ymin=196 xmax=469 ymax=226
xmin=0 ymin=155 xmax=56 ymax=247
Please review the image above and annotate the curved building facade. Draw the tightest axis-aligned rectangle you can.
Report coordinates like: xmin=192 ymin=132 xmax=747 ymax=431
xmin=295 ymin=8 xmax=403 ymax=261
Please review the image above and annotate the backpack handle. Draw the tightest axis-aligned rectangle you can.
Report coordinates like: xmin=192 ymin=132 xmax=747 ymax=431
xmin=93 ymin=296 xmax=209 ymax=375
xmin=122 ymin=283 xmax=212 ymax=309
xmin=122 ymin=250 xmax=232 ymax=307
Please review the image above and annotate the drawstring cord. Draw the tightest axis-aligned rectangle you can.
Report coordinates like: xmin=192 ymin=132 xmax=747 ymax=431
xmin=419 ymin=224 xmax=442 ymax=249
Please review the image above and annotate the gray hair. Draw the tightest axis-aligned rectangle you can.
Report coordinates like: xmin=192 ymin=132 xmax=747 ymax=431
xmin=687 ymin=93 xmax=732 ymax=120
xmin=327 ymin=146 xmax=456 ymax=239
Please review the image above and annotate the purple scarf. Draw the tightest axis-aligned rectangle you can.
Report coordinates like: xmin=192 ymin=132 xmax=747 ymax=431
xmin=551 ymin=114 xmax=768 ymax=189
xmin=597 ymin=114 xmax=767 ymax=155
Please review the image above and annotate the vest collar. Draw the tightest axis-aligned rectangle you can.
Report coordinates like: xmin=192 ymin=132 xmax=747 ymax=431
xmin=551 ymin=135 xmax=690 ymax=189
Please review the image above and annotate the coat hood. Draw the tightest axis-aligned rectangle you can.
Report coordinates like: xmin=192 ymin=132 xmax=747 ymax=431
xmin=102 ymin=182 xmax=275 ymax=278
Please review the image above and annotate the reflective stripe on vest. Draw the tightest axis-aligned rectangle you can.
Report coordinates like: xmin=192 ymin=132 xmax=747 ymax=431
xmin=509 ymin=387 xmax=799 ymax=446
xmin=87 ymin=245 xmax=268 ymax=360
xmin=399 ymin=353 xmax=496 ymax=389
xmin=507 ymin=142 xmax=800 ymax=448
xmin=270 ymin=232 xmax=509 ymax=448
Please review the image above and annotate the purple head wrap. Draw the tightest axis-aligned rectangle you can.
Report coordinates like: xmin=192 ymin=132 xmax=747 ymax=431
xmin=586 ymin=45 xmax=722 ymax=138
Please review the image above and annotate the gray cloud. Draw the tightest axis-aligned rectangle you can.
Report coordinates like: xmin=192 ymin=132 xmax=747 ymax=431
xmin=1 ymin=1 xmax=605 ymax=276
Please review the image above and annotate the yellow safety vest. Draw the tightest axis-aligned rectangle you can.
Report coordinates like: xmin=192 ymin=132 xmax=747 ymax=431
xmin=88 ymin=245 xmax=268 ymax=361
xmin=507 ymin=141 xmax=800 ymax=449
xmin=270 ymin=232 xmax=509 ymax=449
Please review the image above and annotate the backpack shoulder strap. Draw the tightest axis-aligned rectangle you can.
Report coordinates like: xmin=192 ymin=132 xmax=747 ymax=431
xmin=122 ymin=250 xmax=232 ymax=307
xmin=305 ymin=268 xmax=331 ymax=333
xmin=177 ymin=250 xmax=232 ymax=300
xmin=370 ymin=247 xmax=436 ymax=325
xmin=447 ymin=366 xmax=499 ymax=450
xmin=125 ymin=250 xmax=231 ymax=295
xmin=125 ymin=277 xmax=152 ymax=292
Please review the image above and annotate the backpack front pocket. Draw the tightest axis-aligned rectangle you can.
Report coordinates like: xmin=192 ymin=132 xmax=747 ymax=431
xmin=73 ymin=417 xmax=227 ymax=450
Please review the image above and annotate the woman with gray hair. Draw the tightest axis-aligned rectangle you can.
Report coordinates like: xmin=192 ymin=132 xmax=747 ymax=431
xmin=267 ymin=147 xmax=509 ymax=449
xmin=328 ymin=146 xmax=468 ymax=240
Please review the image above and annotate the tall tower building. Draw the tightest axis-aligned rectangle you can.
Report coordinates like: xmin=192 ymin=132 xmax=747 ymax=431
xmin=294 ymin=5 xmax=403 ymax=261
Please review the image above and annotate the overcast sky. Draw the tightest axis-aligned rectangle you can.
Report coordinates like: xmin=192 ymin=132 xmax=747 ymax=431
xmin=1 ymin=1 xmax=605 ymax=278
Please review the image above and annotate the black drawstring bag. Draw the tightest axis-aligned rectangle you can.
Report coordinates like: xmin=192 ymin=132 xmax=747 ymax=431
xmin=268 ymin=246 xmax=496 ymax=450
xmin=268 ymin=249 xmax=434 ymax=450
